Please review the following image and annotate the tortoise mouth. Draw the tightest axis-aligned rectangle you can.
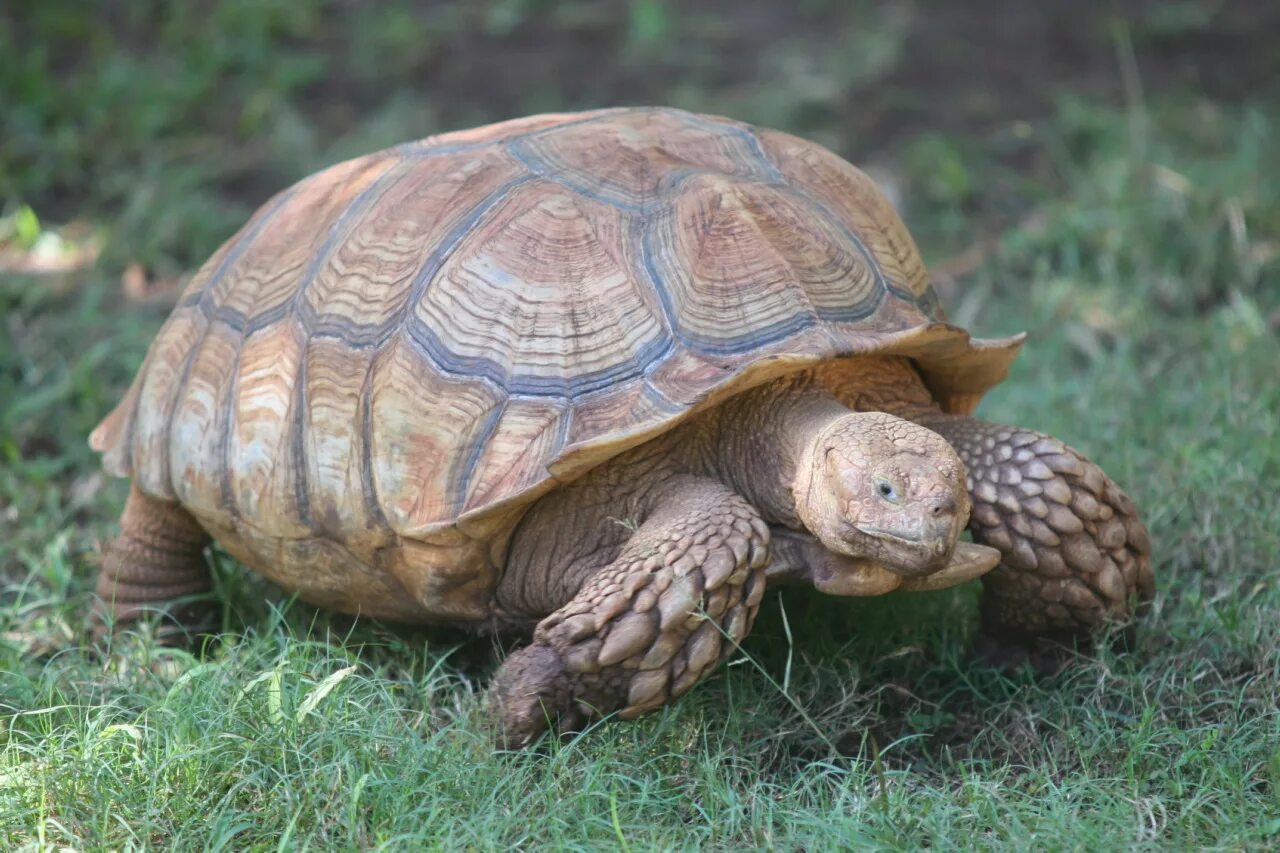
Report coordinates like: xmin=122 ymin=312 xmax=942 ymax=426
xmin=813 ymin=541 xmax=1001 ymax=595
xmin=768 ymin=528 xmax=1000 ymax=597
xmin=854 ymin=525 xmax=925 ymax=545
xmin=849 ymin=521 xmax=960 ymax=576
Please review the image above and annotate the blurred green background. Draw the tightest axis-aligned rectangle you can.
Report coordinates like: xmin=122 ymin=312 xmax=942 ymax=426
xmin=4 ymin=0 xmax=1277 ymax=271
xmin=1 ymin=1 xmax=1278 ymax=848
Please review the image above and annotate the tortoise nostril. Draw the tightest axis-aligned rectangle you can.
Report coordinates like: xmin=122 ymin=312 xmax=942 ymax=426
xmin=931 ymin=495 xmax=958 ymax=516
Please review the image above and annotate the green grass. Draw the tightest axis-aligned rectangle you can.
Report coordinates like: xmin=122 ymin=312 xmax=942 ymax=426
xmin=3 ymin=3 xmax=1279 ymax=849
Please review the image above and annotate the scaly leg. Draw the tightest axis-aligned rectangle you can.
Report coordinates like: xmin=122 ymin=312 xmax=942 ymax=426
xmin=921 ymin=415 xmax=1154 ymax=669
xmin=490 ymin=478 xmax=769 ymax=747
xmin=92 ymin=484 xmax=217 ymax=640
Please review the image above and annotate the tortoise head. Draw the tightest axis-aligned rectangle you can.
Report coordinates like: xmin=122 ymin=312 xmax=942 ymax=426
xmin=793 ymin=412 xmax=971 ymax=579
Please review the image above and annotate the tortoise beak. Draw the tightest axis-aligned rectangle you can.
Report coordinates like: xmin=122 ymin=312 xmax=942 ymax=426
xmin=896 ymin=542 xmax=1002 ymax=591
xmin=810 ymin=542 xmax=999 ymax=596
xmin=768 ymin=529 xmax=1000 ymax=597
xmin=851 ymin=510 xmax=965 ymax=577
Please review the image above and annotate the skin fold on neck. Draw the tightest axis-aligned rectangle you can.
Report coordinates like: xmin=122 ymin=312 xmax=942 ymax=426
xmin=705 ymin=374 xmax=853 ymax=528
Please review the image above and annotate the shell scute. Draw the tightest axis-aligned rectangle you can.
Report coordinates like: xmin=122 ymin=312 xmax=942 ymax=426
xmin=460 ymin=398 xmax=569 ymax=517
xmin=651 ymin=175 xmax=889 ymax=357
xmin=369 ymin=337 xmax=506 ymax=537
xmin=509 ymin=109 xmax=776 ymax=211
xmin=226 ymin=320 xmax=306 ymax=530
xmin=232 ymin=155 xmax=401 ymax=336
xmin=411 ymin=181 xmax=667 ymax=399
xmin=129 ymin=308 xmax=208 ymax=498
xmin=757 ymin=128 xmax=933 ymax=303
xmin=302 ymin=335 xmax=379 ymax=537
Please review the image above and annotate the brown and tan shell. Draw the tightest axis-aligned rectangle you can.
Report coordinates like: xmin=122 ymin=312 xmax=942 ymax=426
xmin=91 ymin=107 xmax=1022 ymax=621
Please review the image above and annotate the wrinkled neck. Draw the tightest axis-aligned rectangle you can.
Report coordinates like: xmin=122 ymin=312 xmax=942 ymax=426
xmin=709 ymin=375 xmax=850 ymax=527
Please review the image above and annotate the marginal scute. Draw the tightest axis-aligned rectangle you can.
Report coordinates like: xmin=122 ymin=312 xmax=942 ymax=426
xmin=171 ymin=318 xmax=255 ymax=519
xmin=225 ymin=321 xmax=306 ymax=531
xmin=127 ymin=307 xmax=207 ymax=496
xmin=460 ymin=398 xmax=566 ymax=515
xmin=370 ymin=337 xmax=505 ymax=536
xmin=303 ymin=335 xmax=378 ymax=536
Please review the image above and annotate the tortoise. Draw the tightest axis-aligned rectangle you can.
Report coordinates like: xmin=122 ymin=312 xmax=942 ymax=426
xmin=90 ymin=107 xmax=1153 ymax=746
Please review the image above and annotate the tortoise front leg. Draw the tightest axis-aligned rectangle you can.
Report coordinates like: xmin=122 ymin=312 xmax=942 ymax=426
xmin=92 ymin=484 xmax=219 ymax=641
xmin=489 ymin=478 xmax=769 ymax=748
xmin=921 ymin=415 xmax=1154 ymax=668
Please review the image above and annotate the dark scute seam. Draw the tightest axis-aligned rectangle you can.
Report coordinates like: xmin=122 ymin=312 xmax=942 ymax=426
xmin=358 ymin=352 xmax=389 ymax=531
xmin=550 ymin=404 xmax=573 ymax=468
xmin=288 ymin=350 xmax=312 ymax=526
xmin=453 ymin=398 xmax=508 ymax=517
xmin=211 ymin=305 xmax=248 ymax=329
xmin=638 ymin=377 xmax=683 ymax=414
xmin=916 ymin=285 xmax=942 ymax=321
xmin=405 ymin=317 xmax=667 ymax=400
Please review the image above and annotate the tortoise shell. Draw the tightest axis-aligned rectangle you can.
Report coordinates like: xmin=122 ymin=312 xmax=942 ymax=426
xmin=92 ymin=107 xmax=1022 ymax=621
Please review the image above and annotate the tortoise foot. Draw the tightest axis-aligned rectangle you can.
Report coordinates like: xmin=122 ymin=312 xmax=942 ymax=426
xmin=971 ymin=631 xmax=1077 ymax=677
xmin=971 ymin=619 xmax=1139 ymax=678
xmin=90 ymin=596 xmax=222 ymax=647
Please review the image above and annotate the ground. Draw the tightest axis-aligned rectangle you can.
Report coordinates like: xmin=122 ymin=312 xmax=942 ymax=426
xmin=1 ymin=1 xmax=1278 ymax=848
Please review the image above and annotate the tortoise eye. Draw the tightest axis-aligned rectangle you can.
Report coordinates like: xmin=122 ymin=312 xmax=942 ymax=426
xmin=876 ymin=480 xmax=898 ymax=502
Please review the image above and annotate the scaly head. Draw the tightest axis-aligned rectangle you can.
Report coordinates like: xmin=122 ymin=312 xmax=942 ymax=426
xmin=793 ymin=411 xmax=972 ymax=579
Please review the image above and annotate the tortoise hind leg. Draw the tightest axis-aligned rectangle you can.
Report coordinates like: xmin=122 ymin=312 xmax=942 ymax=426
xmin=92 ymin=484 xmax=219 ymax=641
xmin=921 ymin=415 xmax=1154 ymax=672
